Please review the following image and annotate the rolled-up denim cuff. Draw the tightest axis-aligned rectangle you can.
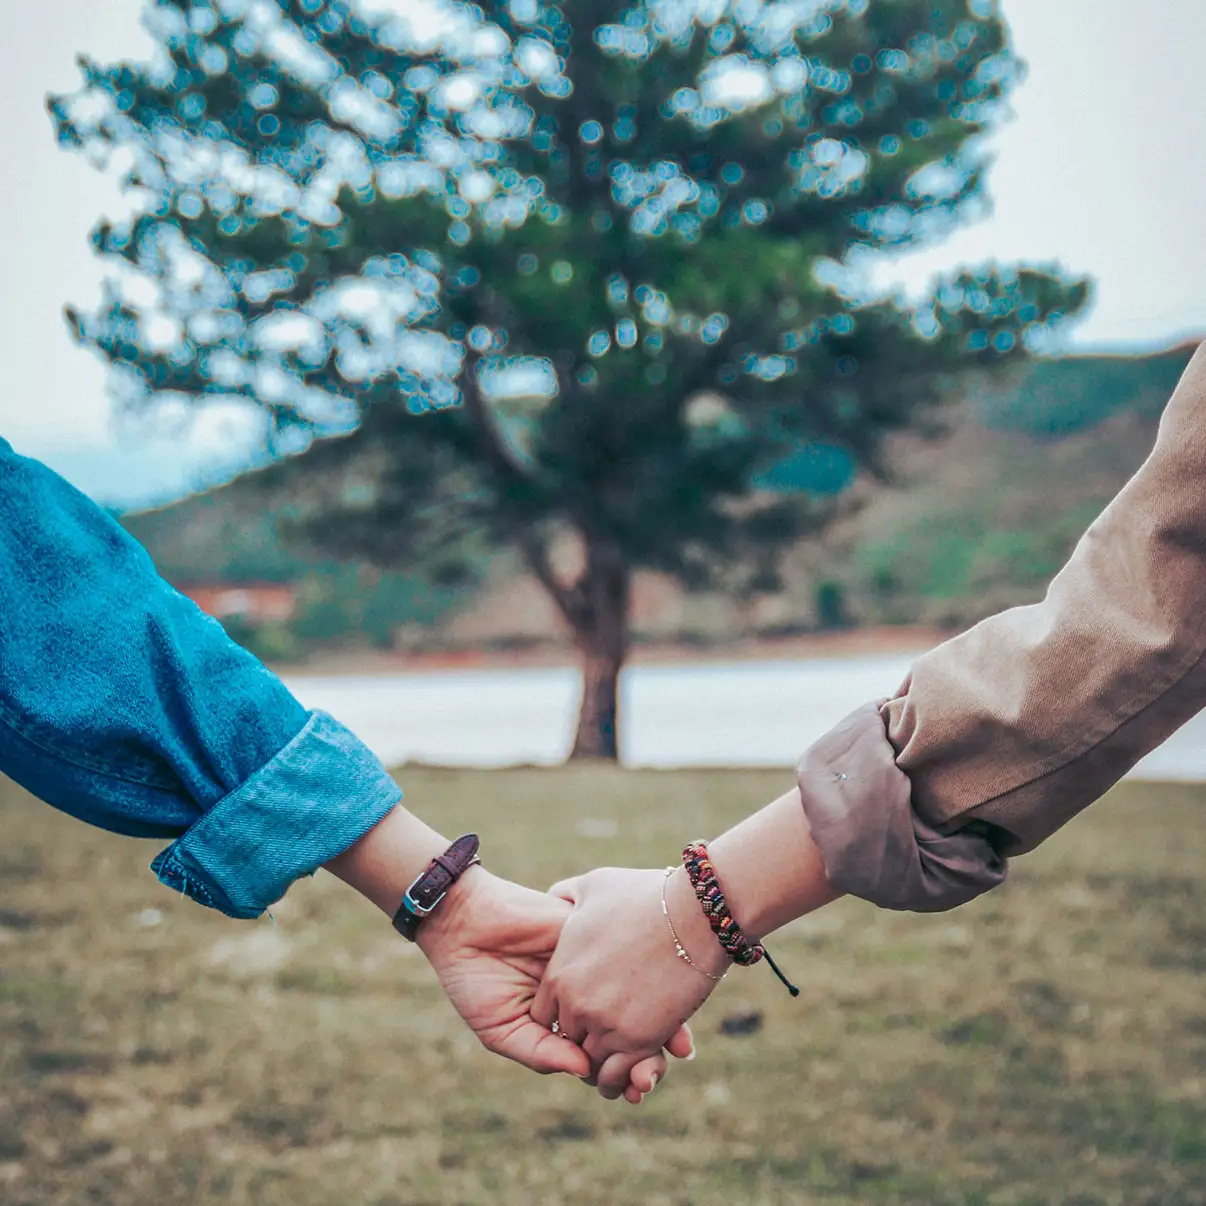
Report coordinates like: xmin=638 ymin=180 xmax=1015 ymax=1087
xmin=796 ymin=701 xmax=1008 ymax=913
xmin=150 ymin=710 xmax=402 ymax=919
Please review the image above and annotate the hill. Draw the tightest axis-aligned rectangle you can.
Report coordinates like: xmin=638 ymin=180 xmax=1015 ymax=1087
xmin=122 ymin=474 xmax=480 ymax=659
xmin=122 ymin=343 xmax=1198 ymax=656
xmin=813 ymin=344 xmax=1196 ymax=629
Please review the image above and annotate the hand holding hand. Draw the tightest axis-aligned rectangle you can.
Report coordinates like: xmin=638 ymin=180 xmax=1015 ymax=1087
xmin=416 ymin=867 xmax=593 ymax=1076
xmin=419 ymin=868 xmax=679 ymax=1098
xmin=327 ymin=806 xmax=703 ymax=1100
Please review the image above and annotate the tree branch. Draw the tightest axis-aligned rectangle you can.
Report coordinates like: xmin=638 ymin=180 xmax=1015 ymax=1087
xmin=516 ymin=528 xmax=588 ymax=628
xmin=459 ymin=364 xmax=590 ymax=624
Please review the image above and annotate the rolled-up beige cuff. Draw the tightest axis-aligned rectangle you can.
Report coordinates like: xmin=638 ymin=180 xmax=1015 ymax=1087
xmin=796 ymin=702 xmax=1008 ymax=913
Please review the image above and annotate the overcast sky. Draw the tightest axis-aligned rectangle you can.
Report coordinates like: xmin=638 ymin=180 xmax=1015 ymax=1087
xmin=1 ymin=0 xmax=1203 ymax=505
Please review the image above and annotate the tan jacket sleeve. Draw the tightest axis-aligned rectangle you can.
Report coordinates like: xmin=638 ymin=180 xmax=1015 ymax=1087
xmin=797 ymin=342 xmax=1206 ymax=912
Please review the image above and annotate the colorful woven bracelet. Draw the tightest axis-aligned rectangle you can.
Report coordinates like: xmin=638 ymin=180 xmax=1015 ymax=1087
xmin=682 ymin=840 xmax=800 ymax=996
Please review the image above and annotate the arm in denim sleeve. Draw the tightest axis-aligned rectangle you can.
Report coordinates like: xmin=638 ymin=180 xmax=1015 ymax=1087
xmin=0 ymin=437 xmax=401 ymax=918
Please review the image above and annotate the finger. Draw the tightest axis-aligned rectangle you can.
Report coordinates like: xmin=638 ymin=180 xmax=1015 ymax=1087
xmin=580 ymin=1030 xmax=614 ymax=1088
xmin=594 ymin=1051 xmax=641 ymax=1101
xmin=554 ymin=1008 xmax=588 ymax=1049
xmin=626 ymin=1051 xmax=667 ymax=1102
xmin=491 ymin=1018 xmax=592 ymax=1079
xmin=529 ymin=977 xmax=558 ymax=1032
xmin=547 ymin=875 xmax=582 ymax=904
xmin=664 ymin=1023 xmax=696 ymax=1062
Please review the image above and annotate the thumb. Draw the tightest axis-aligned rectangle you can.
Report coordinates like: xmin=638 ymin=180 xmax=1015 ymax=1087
xmin=504 ymin=1020 xmax=592 ymax=1079
xmin=664 ymin=1023 xmax=696 ymax=1062
xmin=500 ymin=885 xmax=571 ymax=958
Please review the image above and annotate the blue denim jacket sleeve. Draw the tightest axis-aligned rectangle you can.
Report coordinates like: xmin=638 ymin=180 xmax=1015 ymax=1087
xmin=0 ymin=437 xmax=402 ymax=918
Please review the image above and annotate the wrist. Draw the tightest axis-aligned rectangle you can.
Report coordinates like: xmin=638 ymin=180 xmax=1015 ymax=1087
xmin=665 ymin=864 xmax=732 ymax=979
xmin=327 ymin=810 xmax=488 ymax=957
xmin=324 ymin=805 xmax=450 ymax=917
xmin=415 ymin=864 xmax=490 ymax=960
xmin=703 ymin=788 xmax=841 ymax=942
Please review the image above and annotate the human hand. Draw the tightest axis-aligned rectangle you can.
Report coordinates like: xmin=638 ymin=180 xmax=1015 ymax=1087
xmin=418 ymin=866 xmax=676 ymax=1097
xmin=326 ymin=806 xmax=678 ymax=1097
xmin=533 ymin=866 xmax=727 ymax=1102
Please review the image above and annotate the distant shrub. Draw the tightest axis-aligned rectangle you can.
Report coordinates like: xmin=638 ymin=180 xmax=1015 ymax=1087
xmin=241 ymin=624 xmax=303 ymax=665
xmin=814 ymin=580 xmax=849 ymax=630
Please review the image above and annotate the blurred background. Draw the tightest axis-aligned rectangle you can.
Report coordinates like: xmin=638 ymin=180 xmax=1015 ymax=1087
xmin=2 ymin=1 xmax=1204 ymax=1203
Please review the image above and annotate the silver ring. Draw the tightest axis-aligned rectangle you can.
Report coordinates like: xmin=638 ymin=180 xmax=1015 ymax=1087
xmin=551 ymin=1020 xmax=561 ymax=1035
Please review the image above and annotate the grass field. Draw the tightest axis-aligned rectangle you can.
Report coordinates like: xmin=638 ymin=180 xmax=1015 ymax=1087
xmin=2 ymin=767 xmax=1204 ymax=1206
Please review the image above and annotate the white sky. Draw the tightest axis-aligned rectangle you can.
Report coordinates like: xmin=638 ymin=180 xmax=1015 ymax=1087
xmin=1 ymin=0 xmax=1203 ymax=504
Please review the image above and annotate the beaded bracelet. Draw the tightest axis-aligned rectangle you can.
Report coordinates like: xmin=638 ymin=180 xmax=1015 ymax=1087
xmin=683 ymin=840 xmax=800 ymax=997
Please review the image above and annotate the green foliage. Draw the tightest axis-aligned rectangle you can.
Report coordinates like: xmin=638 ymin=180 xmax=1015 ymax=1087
xmin=852 ymin=501 xmax=1102 ymax=620
xmin=856 ymin=506 xmax=989 ymax=604
xmin=56 ymin=0 xmax=1091 ymax=751
xmin=846 ymin=466 xmax=1123 ymax=628
xmin=290 ymin=564 xmax=466 ymax=644
xmin=127 ymin=343 xmax=1190 ymax=647
xmin=122 ymin=494 xmax=304 ymax=583
xmin=54 ymin=0 xmax=1087 ymax=593
xmin=838 ymin=345 xmax=1197 ymax=627
xmin=236 ymin=621 xmax=303 ymax=663
xmin=813 ymin=577 xmax=848 ymax=629
xmin=291 ymin=573 xmax=358 ymax=642
xmin=753 ymin=441 xmax=854 ymax=493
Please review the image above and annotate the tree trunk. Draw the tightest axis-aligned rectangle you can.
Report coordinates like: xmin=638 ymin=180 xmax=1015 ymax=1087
xmin=568 ymin=545 xmax=629 ymax=762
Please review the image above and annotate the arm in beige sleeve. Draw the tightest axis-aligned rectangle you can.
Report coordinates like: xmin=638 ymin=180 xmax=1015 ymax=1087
xmin=797 ymin=342 xmax=1206 ymax=912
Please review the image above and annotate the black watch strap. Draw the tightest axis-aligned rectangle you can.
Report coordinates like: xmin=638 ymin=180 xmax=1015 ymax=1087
xmin=392 ymin=834 xmax=481 ymax=942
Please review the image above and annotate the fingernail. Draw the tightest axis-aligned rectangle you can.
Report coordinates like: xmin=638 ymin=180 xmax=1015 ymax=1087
xmin=685 ymin=1045 xmax=697 ymax=1061
xmin=648 ymin=1072 xmax=660 ymax=1091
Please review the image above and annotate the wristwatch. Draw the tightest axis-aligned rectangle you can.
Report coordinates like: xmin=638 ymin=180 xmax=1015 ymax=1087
xmin=391 ymin=834 xmax=481 ymax=942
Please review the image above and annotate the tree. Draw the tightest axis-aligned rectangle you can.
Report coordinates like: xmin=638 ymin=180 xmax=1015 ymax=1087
xmin=51 ymin=0 xmax=1088 ymax=759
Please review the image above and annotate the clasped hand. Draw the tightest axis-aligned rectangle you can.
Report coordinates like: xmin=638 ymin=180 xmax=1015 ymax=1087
xmin=420 ymin=863 xmax=728 ymax=1105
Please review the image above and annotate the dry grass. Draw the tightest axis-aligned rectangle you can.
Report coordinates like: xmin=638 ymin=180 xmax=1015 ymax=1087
xmin=1 ymin=766 xmax=1204 ymax=1206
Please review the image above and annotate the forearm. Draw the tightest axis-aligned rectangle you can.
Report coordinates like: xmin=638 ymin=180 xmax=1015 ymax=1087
xmin=0 ymin=437 xmax=401 ymax=917
xmin=0 ymin=439 xmax=305 ymax=833
xmin=652 ymin=788 xmax=841 ymax=986
xmin=790 ymin=343 xmax=1206 ymax=914
xmin=889 ymin=342 xmax=1206 ymax=853
xmin=325 ymin=805 xmax=448 ymax=916
xmin=324 ymin=804 xmax=490 ymax=958
xmin=700 ymin=788 xmax=842 ymax=943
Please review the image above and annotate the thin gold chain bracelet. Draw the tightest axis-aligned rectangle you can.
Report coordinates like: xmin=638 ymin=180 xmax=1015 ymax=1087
xmin=661 ymin=866 xmax=728 ymax=983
